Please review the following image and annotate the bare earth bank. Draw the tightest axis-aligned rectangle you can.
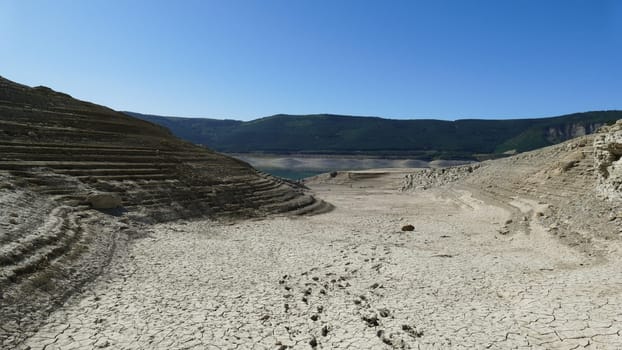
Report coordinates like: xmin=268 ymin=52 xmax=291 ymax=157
xmin=20 ymin=177 xmax=622 ymax=349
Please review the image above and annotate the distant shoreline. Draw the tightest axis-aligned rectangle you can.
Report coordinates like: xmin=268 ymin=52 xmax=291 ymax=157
xmin=228 ymin=153 xmax=474 ymax=180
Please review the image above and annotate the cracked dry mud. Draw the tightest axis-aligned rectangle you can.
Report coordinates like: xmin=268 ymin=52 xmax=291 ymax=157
xmin=19 ymin=180 xmax=622 ymax=350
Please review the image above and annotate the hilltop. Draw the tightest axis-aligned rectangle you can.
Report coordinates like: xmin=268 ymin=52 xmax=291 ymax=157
xmin=126 ymin=111 xmax=622 ymax=160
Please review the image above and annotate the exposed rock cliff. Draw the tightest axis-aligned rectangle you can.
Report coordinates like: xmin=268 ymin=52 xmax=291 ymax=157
xmin=595 ymin=120 xmax=622 ymax=200
xmin=545 ymin=122 xmax=605 ymax=143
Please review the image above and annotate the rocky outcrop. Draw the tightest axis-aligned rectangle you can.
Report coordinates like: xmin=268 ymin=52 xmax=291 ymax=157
xmin=595 ymin=120 xmax=622 ymax=200
xmin=400 ymin=164 xmax=481 ymax=191
xmin=545 ymin=122 xmax=605 ymax=143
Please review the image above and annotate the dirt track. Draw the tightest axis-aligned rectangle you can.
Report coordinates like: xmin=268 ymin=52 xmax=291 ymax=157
xmin=20 ymin=179 xmax=622 ymax=349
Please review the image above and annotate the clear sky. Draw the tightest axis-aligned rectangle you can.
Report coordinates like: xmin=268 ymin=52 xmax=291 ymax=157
xmin=1 ymin=0 xmax=620 ymax=120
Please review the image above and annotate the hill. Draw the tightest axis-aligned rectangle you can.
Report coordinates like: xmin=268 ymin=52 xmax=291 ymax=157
xmin=0 ymin=76 xmax=330 ymax=346
xmin=126 ymin=111 xmax=622 ymax=160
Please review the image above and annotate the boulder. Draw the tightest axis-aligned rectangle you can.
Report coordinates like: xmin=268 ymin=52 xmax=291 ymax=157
xmin=87 ymin=192 xmax=122 ymax=209
xmin=401 ymin=224 xmax=415 ymax=231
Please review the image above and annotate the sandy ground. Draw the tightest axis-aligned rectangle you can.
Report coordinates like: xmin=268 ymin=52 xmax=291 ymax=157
xmin=20 ymin=179 xmax=622 ymax=349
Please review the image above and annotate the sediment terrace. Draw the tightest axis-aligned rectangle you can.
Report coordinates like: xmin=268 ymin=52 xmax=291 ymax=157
xmin=0 ymin=77 xmax=331 ymax=347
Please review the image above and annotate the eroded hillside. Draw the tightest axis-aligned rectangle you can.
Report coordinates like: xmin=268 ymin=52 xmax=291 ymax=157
xmin=0 ymin=77 xmax=331 ymax=347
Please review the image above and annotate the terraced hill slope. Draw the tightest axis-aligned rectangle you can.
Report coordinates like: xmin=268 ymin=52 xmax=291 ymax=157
xmin=0 ymin=76 xmax=331 ymax=346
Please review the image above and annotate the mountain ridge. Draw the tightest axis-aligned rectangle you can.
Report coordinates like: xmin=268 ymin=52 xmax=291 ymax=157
xmin=126 ymin=111 xmax=622 ymax=160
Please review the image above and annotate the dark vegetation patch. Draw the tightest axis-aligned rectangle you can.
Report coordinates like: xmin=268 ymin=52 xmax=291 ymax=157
xmin=128 ymin=111 xmax=622 ymax=160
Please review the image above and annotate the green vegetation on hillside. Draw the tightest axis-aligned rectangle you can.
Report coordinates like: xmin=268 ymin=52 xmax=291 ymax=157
xmin=125 ymin=111 xmax=622 ymax=160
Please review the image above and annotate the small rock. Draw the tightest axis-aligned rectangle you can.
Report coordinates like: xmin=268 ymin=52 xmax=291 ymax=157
xmin=94 ymin=339 xmax=109 ymax=348
xmin=87 ymin=192 xmax=122 ymax=209
xmin=309 ymin=337 xmax=318 ymax=348
xmin=401 ymin=224 xmax=415 ymax=231
xmin=362 ymin=315 xmax=379 ymax=327
xmin=505 ymin=219 xmax=513 ymax=225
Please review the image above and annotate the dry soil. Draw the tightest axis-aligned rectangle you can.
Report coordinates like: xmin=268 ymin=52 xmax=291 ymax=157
xmin=19 ymin=174 xmax=622 ymax=349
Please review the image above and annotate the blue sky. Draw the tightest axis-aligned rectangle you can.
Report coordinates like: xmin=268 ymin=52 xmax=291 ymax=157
xmin=1 ymin=0 xmax=620 ymax=120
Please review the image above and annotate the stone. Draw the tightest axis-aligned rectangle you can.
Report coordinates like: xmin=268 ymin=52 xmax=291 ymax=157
xmin=94 ymin=339 xmax=110 ymax=348
xmin=87 ymin=192 xmax=123 ymax=209
xmin=401 ymin=224 xmax=415 ymax=231
xmin=309 ymin=337 xmax=317 ymax=348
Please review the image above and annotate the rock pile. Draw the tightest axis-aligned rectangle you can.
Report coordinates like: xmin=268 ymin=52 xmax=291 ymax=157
xmin=400 ymin=164 xmax=481 ymax=191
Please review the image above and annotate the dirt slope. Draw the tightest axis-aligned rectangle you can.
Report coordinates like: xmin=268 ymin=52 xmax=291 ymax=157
xmin=0 ymin=77 xmax=331 ymax=346
xmin=399 ymin=121 xmax=622 ymax=259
